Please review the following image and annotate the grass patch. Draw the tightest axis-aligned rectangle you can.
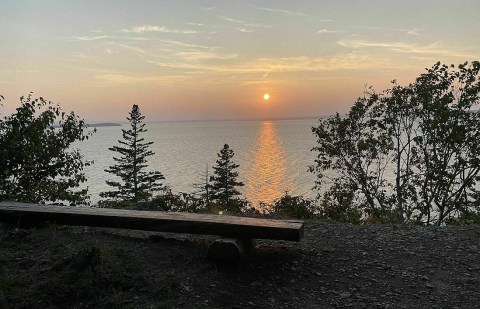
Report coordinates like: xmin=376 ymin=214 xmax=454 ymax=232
xmin=0 ymin=226 xmax=185 ymax=308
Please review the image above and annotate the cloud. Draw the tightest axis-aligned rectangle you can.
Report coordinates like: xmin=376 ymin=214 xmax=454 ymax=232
xmin=88 ymin=49 xmax=390 ymax=87
xmin=157 ymin=39 xmax=218 ymax=51
xmin=218 ymin=15 xmax=271 ymax=32
xmin=317 ymin=29 xmax=346 ymax=34
xmin=174 ymin=51 xmax=238 ymax=61
xmin=62 ymin=35 xmax=151 ymax=41
xmin=237 ymin=28 xmax=253 ymax=33
xmin=337 ymin=39 xmax=477 ymax=58
xmin=106 ymin=42 xmax=147 ymax=54
xmin=148 ymin=53 xmax=383 ymax=77
xmin=405 ymin=28 xmax=424 ymax=36
xmin=105 ymin=48 xmax=119 ymax=54
xmin=65 ymin=35 xmax=114 ymax=41
xmin=253 ymin=6 xmax=307 ymax=17
xmin=219 ymin=16 xmax=244 ymax=24
xmin=122 ymin=25 xmax=199 ymax=34
xmin=95 ymin=73 xmax=189 ymax=84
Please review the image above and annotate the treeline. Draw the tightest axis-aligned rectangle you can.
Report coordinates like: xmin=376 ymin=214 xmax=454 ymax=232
xmin=1 ymin=61 xmax=480 ymax=225
xmin=97 ymin=104 xmax=249 ymax=214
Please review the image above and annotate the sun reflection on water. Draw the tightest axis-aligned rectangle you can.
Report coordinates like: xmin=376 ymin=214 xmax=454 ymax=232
xmin=246 ymin=121 xmax=293 ymax=208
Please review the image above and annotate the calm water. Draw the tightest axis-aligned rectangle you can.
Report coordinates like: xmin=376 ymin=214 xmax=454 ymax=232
xmin=78 ymin=118 xmax=318 ymax=206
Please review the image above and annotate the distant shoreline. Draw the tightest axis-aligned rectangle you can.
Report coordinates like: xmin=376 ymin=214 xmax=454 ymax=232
xmin=87 ymin=122 xmax=122 ymax=127
xmin=144 ymin=115 xmax=324 ymax=125
xmin=53 ymin=122 xmax=121 ymax=128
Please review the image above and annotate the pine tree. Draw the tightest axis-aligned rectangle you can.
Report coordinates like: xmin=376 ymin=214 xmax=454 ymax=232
xmin=100 ymin=104 xmax=164 ymax=203
xmin=209 ymin=144 xmax=244 ymax=206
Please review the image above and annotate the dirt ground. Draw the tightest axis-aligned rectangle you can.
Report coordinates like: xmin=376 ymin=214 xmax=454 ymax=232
xmin=1 ymin=221 xmax=479 ymax=308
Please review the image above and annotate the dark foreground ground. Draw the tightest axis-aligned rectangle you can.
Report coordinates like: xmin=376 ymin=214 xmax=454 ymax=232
xmin=1 ymin=221 xmax=479 ymax=308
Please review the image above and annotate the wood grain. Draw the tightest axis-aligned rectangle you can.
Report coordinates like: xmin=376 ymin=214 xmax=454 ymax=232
xmin=0 ymin=202 xmax=304 ymax=241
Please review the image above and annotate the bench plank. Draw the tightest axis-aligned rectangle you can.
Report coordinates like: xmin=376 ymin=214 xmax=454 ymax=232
xmin=0 ymin=202 xmax=304 ymax=241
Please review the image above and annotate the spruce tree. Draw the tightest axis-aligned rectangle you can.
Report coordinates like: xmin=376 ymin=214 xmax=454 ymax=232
xmin=100 ymin=104 xmax=164 ymax=203
xmin=209 ymin=144 xmax=244 ymax=206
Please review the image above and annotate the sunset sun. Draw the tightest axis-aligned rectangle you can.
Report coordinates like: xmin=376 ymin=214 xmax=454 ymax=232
xmin=263 ymin=93 xmax=270 ymax=101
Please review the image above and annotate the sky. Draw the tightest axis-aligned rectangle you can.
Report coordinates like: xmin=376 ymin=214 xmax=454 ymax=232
xmin=1 ymin=0 xmax=479 ymax=122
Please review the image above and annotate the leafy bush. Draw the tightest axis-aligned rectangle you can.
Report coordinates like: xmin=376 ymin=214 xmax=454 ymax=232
xmin=0 ymin=94 xmax=93 ymax=205
xmin=268 ymin=193 xmax=317 ymax=219
xmin=311 ymin=61 xmax=480 ymax=226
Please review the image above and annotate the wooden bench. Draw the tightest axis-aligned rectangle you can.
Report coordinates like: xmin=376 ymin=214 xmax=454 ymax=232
xmin=0 ymin=202 xmax=304 ymax=260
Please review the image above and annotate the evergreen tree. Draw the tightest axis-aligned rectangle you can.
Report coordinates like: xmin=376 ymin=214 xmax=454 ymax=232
xmin=100 ymin=104 xmax=164 ymax=202
xmin=209 ymin=144 xmax=244 ymax=206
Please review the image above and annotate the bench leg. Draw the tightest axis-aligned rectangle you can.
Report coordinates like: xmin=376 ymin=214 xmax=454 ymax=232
xmin=207 ymin=237 xmax=254 ymax=262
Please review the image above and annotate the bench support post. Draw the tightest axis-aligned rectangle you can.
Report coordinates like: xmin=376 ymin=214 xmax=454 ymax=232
xmin=207 ymin=237 xmax=254 ymax=262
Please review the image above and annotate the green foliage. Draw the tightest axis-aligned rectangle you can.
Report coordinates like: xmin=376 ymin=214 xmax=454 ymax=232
xmin=208 ymin=198 xmax=253 ymax=214
xmin=99 ymin=187 xmax=208 ymax=213
xmin=138 ymin=189 xmax=206 ymax=213
xmin=0 ymin=94 xmax=93 ymax=205
xmin=311 ymin=61 xmax=480 ymax=225
xmin=209 ymin=144 xmax=244 ymax=208
xmin=101 ymin=104 xmax=164 ymax=203
xmin=269 ymin=193 xmax=317 ymax=219
xmin=318 ymin=183 xmax=362 ymax=224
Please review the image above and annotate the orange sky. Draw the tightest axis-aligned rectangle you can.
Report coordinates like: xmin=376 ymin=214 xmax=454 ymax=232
xmin=1 ymin=0 xmax=479 ymax=121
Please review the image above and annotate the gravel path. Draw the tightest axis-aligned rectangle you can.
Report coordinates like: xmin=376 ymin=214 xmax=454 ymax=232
xmin=1 ymin=221 xmax=479 ymax=308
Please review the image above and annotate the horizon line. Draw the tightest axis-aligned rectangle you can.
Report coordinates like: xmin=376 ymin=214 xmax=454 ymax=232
xmin=86 ymin=115 xmax=328 ymax=125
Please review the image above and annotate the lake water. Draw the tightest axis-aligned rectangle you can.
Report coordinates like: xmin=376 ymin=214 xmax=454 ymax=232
xmin=78 ymin=118 xmax=319 ymax=206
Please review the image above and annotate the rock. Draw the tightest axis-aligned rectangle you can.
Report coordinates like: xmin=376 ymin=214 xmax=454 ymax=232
xmin=340 ymin=292 xmax=352 ymax=298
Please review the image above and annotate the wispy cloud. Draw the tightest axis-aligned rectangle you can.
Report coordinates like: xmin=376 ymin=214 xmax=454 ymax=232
xmin=106 ymin=42 xmax=147 ymax=54
xmin=253 ymin=6 xmax=307 ymax=17
xmin=95 ymin=73 xmax=189 ymax=84
xmin=173 ymin=51 xmax=238 ymax=61
xmin=156 ymin=39 xmax=218 ymax=51
xmin=121 ymin=25 xmax=200 ymax=34
xmin=65 ymin=35 xmax=114 ymax=41
xmin=84 ymin=49 xmax=391 ymax=87
xmin=218 ymin=15 xmax=271 ymax=33
xmin=337 ymin=39 xmax=477 ymax=58
xmin=237 ymin=28 xmax=253 ymax=33
xmin=405 ymin=28 xmax=424 ymax=36
xmin=105 ymin=48 xmax=119 ymax=55
xmin=62 ymin=35 xmax=151 ymax=41
xmin=219 ymin=16 xmax=244 ymax=24
xmin=317 ymin=29 xmax=346 ymax=34
xmin=363 ymin=25 xmax=425 ymax=36
xmin=148 ymin=53 xmax=384 ymax=77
